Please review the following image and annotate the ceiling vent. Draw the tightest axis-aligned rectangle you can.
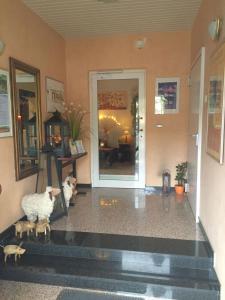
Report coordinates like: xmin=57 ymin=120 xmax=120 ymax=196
xmin=97 ymin=0 xmax=119 ymax=3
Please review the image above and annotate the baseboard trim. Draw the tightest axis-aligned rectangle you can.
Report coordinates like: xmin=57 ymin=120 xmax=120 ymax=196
xmin=145 ymin=186 xmax=175 ymax=192
xmin=198 ymin=218 xmax=214 ymax=257
xmin=77 ymin=183 xmax=92 ymax=189
xmin=77 ymin=185 xmax=175 ymax=191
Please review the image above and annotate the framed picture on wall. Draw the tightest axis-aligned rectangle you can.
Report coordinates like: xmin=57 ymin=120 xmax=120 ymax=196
xmin=98 ymin=91 xmax=128 ymax=110
xmin=206 ymin=42 xmax=225 ymax=164
xmin=46 ymin=77 xmax=64 ymax=113
xmin=155 ymin=77 xmax=180 ymax=114
xmin=0 ymin=69 xmax=12 ymax=137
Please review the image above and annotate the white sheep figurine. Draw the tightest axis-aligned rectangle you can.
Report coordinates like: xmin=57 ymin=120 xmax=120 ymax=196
xmin=21 ymin=187 xmax=61 ymax=222
xmin=62 ymin=176 xmax=77 ymax=208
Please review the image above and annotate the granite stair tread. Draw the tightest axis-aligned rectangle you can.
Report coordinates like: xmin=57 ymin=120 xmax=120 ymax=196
xmin=16 ymin=230 xmax=213 ymax=258
xmin=0 ymin=230 xmax=220 ymax=299
xmin=0 ymin=254 xmax=219 ymax=291
xmin=7 ymin=230 xmax=213 ymax=271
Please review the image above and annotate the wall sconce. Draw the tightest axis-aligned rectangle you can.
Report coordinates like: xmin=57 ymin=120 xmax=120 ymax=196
xmin=135 ymin=38 xmax=146 ymax=49
xmin=123 ymin=130 xmax=129 ymax=143
xmin=0 ymin=40 xmax=5 ymax=55
xmin=208 ymin=18 xmax=222 ymax=41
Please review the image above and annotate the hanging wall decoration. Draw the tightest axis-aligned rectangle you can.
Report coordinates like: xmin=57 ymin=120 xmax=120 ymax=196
xmin=155 ymin=78 xmax=180 ymax=114
xmin=98 ymin=91 xmax=128 ymax=110
xmin=46 ymin=77 xmax=64 ymax=113
xmin=0 ymin=69 xmax=12 ymax=137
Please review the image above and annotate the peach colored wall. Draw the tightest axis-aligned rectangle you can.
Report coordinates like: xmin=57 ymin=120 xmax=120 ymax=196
xmin=65 ymin=32 xmax=190 ymax=186
xmin=191 ymin=0 xmax=225 ymax=298
xmin=0 ymin=0 xmax=66 ymax=233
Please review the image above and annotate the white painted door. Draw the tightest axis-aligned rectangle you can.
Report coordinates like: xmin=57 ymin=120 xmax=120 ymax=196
xmin=187 ymin=48 xmax=205 ymax=222
xmin=90 ymin=70 xmax=146 ymax=188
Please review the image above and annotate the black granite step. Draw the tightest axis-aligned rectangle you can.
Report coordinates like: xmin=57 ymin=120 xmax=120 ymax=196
xmin=0 ymin=230 xmax=220 ymax=299
xmin=9 ymin=230 xmax=214 ymax=271
xmin=57 ymin=289 xmax=144 ymax=300
xmin=0 ymin=253 xmax=220 ymax=300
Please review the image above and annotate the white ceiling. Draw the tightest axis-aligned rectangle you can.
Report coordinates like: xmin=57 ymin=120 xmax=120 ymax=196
xmin=22 ymin=0 xmax=202 ymax=38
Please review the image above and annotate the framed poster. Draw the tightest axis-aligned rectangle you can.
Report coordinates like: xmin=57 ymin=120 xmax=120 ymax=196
xmin=0 ymin=69 xmax=12 ymax=137
xmin=98 ymin=91 xmax=128 ymax=110
xmin=207 ymin=42 xmax=225 ymax=163
xmin=46 ymin=77 xmax=64 ymax=113
xmin=155 ymin=77 xmax=180 ymax=114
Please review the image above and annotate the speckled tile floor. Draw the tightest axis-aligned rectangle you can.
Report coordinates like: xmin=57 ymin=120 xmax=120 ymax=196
xmin=52 ymin=188 xmax=204 ymax=241
xmin=0 ymin=280 xmax=64 ymax=300
xmin=0 ymin=280 xmax=152 ymax=300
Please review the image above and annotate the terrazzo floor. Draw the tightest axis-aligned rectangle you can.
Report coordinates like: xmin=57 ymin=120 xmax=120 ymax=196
xmin=0 ymin=280 xmax=160 ymax=300
xmin=0 ymin=280 xmax=64 ymax=300
xmin=52 ymin=188 xmax=204 ymax=241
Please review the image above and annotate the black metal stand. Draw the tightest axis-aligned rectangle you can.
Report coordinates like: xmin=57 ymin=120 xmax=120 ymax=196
xmin=36 ymin=150 xmax=68 ymax=222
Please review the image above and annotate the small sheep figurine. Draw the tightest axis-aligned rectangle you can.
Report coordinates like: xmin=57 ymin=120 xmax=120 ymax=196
xmin=21 ymin=186 xmax=61 ymax=222
xmin=14 ymin=221 xmax=36 ymax=238
xmin=63 ymin=176 xmax=77 ymax=208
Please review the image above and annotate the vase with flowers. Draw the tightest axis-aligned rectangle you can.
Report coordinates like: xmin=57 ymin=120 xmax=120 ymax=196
xmin=62 ymin=102 xmax=88 ymax=155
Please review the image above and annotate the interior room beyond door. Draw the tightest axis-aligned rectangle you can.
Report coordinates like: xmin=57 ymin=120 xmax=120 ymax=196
xmin=90 ymin=70 xmax=146 ymax=188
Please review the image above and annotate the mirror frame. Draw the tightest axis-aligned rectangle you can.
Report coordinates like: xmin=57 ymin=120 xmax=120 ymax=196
xmin=10 ymin=57 xmax=42 ymax=181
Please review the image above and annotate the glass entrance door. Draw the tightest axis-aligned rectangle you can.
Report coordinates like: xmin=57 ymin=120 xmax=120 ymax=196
xmin=90 ymin=70 xmax=146 ymax=188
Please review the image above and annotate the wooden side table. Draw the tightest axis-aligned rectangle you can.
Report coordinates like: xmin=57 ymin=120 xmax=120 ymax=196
xmin=56 ymin=152 xmax=87 ymax=182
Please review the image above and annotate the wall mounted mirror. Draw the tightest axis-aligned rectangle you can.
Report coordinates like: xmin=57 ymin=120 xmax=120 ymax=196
xmin=10 ymin=58 xmax=42 ymax=181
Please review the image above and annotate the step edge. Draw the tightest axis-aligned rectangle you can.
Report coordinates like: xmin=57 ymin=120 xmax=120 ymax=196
xmin=0 ymin=262 xmax=220 ymax=292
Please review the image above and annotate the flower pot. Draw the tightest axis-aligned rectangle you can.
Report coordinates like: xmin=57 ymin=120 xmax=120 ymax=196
xmin=175 ymin=185 xmax=184 ymax=195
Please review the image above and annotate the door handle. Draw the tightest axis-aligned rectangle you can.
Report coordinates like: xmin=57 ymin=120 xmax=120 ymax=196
xmin=192 ymin=133 xmax=199 ymax=146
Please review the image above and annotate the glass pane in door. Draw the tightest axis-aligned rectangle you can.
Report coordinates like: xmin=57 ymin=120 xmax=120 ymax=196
xmin=97 ymin=79 xmax=139 ymax=180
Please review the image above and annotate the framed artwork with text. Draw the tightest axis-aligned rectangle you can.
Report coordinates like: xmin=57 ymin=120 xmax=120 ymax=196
xmin=0 ymin=69 xmax=12 ymax=137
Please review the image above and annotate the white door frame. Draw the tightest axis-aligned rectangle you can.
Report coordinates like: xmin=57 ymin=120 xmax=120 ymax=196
xmin=89 ymin=69 xmax=146 ymax=188
xmin=189 ymin=47 xmax=205 ymax=222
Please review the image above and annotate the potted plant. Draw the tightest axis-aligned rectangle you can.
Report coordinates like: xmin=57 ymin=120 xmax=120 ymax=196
xmin=62 ymin=102 xmax=88 ymax=154
xmin=174 ymin=162 xmax=187 ymax=194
